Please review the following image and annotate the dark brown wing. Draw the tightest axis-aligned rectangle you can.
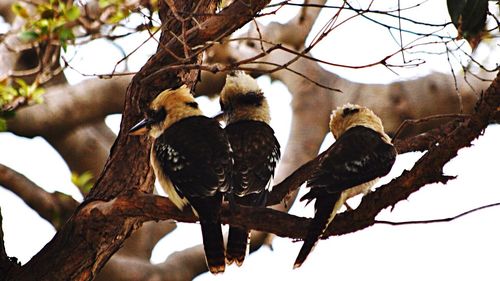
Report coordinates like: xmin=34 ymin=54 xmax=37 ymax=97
xmin=225 ymin=120 xmax=280 ymax=266
xmin=154 ymin=116 xmax=232 ymax=199
xmin=155 ymin=116 xmax=231 ymax=273
xmin=302 ymin=126 xmax=396 ymax=201
xmin=225 ymin=120 xmax=280 ymax=198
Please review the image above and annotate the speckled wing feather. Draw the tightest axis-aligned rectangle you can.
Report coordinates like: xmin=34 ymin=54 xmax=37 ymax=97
xmin=302 ymin=125 xmax=396 ymax=202
xmin=154 ymin=116 xmax=232 ymax=199
xmin=153 ymin=115 xmax=232 ymax=274
xmin=224 ymin=120 xmax=280 ymax=266
xmin=225 ymin=120 xmax=280 ymax=199
xmin=295 ymin=125 xmax=396 ymax=268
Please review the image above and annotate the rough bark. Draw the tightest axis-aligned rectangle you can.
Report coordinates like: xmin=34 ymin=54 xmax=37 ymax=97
xmin=0 ymin=1 xmax=497 ymax=280
xmin=1 ymin=1 xmax=272 ymax=280
xmin=73 ymin=70 xmax=499 ymax=238
xmin=0 ymin=207 xmax=19 ymax=278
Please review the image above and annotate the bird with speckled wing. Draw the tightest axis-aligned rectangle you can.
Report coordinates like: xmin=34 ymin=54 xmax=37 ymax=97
xmin=218 ymin=71 xmax=280 ymax=266
xmin=129 ymin=86 xmax=232 ymax=274
xmin=294 ymin=103 xmax=397 ymax=268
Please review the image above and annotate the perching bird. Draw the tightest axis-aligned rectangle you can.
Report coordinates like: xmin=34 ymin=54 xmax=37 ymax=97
xmin=129 ymin=86 xmax=232 ymax=274
xmin=218 ymin=71 xmax=280 ymax=266
xmin=293 ymin=103 xmax=397 ymax=269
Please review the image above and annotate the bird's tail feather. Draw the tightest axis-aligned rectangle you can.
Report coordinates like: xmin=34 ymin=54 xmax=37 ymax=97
xmin=226 ymin=226 xmax=250 ymax=266
xmin=200 ymin=220 xmax=226 ymax=274
xmin=293 ymin=195 xmax=340 ymax=269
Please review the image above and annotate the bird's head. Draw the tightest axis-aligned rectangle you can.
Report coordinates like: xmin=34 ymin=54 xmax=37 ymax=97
xmin=129 ymin=85 xmax=202 ymax=138
xmin=330 ymin=103 xmax=390 ymax=142
xmin=217 ymin=71 xmax=270 ymax=124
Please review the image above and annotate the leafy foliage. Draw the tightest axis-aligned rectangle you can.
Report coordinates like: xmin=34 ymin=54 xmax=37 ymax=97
xmin=0 ymin=79 xmax=45 ymax=108
xmin=0 ymin=79 xmax=45 ymax=131
xmin=71 ymin=171 xmax=94 ymax=193
xmin=98 ymin=0 xmax=132 ymax=23
xmin=0 ymin=118 xmax=6 ymax=132
xmin=12 ymin=0 xmax=80 ymax=51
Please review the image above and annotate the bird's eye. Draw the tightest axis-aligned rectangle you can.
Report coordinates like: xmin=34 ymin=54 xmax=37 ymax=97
xmin=185 ymin=101 xmax=198 ymax=109
xmin=342 ymin=107 xmax=359 ymax=117
xmin=235 ymin=91 xmax=263 ymax=107
xmin=148 ymin=108 xmax=167 ymax=122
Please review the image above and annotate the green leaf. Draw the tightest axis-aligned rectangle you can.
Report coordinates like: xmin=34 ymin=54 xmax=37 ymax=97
xmin=57 ymin=26 xmax=75 ymax=52
xmin=57 ymin=26 xmax=75 ymax=41
xmin=0 ymin=85 xmax=18 ymax=102
xmin=65 ymin=6 xmax=80 ymax=21
xmin=61 ymin=41 xmax=68 ymax=52
xmin=0 ymin=118 xmax=7 ymax=132
xmin=11 ymin=2 xmax=29 ymax=18
xmin=36 ymin=19 xmax=51 ymax=32
xmin=108 ymin=9 xmax=130 ymax=23
xmin=98 ymin=0 xmax=111 ymax=8
xmin=71 ymin=171 xmax=94 ymax=193
xmin=18 ymin=30 xmax=39 ymax=42
xmin=0 ymin=110 xmax=16 ymax=118
xmin=31 ymin=88 xmax=45 ymax=104
xmin=14 ymin=78 xmax=28 ymax=89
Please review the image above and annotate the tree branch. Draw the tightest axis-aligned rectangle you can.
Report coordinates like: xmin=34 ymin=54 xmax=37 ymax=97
xmin=46 ymin=121 xmax=116 ymax=181
xmin=0 ymin=207 xmax=19 ymax=277
xmin=117 ymin=221 xmax=177 ymax=260
xmin=0 ymin=0 xmax=15 ymax=23
xmin=7 ymin=77 xmax=128 ymax=138
xmin=5 ymin=1 xmax=274 ymax=280
xmin=323 ymin=70 xmax=500 ymax=236
xmin=94 ymin=70 xmax=497 ymax=241
xmin=0 ymin=163 xmax=79 ymax=229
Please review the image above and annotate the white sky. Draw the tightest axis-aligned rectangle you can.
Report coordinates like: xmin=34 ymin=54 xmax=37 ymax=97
xmin=1 ymin=0 xmax=499 ymax=280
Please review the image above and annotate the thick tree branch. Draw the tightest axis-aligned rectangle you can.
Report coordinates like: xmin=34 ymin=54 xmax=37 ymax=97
xmin=0 ymin=207 xmax=19 ymax=277
xmin=192 ymin=0 xmax=330 ymax=264
xmin=117 ymin=221 xmax=177 ymax=260
xmin=7 ymin=77 xmax=128 ymax=138
xmin=84 ymin=71 xmax=499 ymax=241
xmin=0 ymin=0 xmax=15 ymax=22
xmin=94 ymin=243 xmax=208 ymax=281
xmin=392 ymin=117 xmax=465 ymax=153
xmin=0 ymin=163 xmax=78 ymax=229
xmin=0 ymin=208 xmax=6 ymax=262
xmin=4 ymin=1 xmax=274 ymax=280
xmin=141 ymin=0 xmax=272 ymax=83
xmin=46 ymin=121 xmax=115 ymax=180
xmin=323 ymin=70 xmax=500 ymax=236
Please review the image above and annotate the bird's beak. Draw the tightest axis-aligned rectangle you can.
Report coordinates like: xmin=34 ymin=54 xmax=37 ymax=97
xmin=212 ymin=111 xmax=225 ymax=121
xmin=129 ymin=118 xmax=154 ymax=135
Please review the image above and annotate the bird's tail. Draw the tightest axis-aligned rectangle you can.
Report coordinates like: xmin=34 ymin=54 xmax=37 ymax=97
xmin=200 ymin=220 xmax=226 ymax=274
xmin=293 ymin=195 xmax=340 ymax=269
xmin=226 ymin=226 xmax=250 ymax=266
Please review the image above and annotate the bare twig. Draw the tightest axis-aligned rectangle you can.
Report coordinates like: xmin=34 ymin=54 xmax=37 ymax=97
xmin=392 ymin=113 xmax=470 ymax=141
xmin=375 ymin=202 xmax=500 ymax=226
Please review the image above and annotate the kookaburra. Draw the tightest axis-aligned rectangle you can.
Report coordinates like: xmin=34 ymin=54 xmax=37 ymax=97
xmin=294 ymin=103 xmax=397 ymax=268
xmin=129 ymin=86 xmax=232 ymax=274
xmin=218 ymin=71 xmax=280 ymax=266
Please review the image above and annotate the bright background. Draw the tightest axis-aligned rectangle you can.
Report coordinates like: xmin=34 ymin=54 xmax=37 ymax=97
xmin=1 ymin=1 xmax=499 ymax=280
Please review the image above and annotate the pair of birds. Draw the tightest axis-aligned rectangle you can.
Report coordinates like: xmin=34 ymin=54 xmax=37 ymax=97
xmin=129 ymin=71 xmax=397 ymax=274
